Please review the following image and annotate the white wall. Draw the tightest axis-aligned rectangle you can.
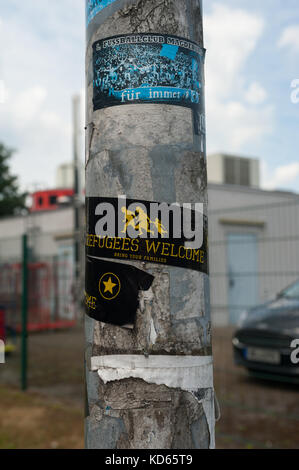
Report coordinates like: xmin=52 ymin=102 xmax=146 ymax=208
xmin=207 ymin=154 xmax=224 ymax=184
xmin=208 ymin=184 xmax=299 ymax=326
xmin=0 ymin=208 xmax=74 ymax=261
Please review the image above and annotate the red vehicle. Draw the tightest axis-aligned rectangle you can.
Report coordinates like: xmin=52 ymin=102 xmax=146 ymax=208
xmin=30 ymin=189 xmax=74 ymax=212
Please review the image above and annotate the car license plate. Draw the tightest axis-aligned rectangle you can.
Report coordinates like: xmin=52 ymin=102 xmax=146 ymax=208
xmin=246 ymin=347 xmax=281 ymax=365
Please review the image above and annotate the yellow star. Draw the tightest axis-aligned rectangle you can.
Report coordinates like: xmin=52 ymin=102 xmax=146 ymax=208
xmin=103 ymin=277 xmax=117 ymax=295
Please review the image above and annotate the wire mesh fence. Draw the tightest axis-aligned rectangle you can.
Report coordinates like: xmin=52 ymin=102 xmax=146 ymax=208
xmin=209 ymin=198 xmax=299 ymax=448
xmin=0 ymin=198 xmax=298 ymax=448
xmin=0 ymin=234 xmax=76 ymax=334
xmin=0 ymin=232 xmax=83 ymax=399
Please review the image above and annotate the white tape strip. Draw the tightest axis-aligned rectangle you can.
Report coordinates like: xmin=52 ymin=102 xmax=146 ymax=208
xmin=91 ymin=355 xmax=213 ymax=391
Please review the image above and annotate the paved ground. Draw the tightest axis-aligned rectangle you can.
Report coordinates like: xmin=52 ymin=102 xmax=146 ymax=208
xmin=0 ymin=325 xmax=298 ymax=449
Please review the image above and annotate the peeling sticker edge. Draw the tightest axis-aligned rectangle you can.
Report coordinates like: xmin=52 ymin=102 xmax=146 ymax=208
xmin=149 ymin=317 xmax=157 ymax=345
xmin=91 ymin=354 xmax=215 ymax=448
xmin=86 ymin=0 xmax=120 ymax=27
xmin=202 ymin=389 xmax=215 ymax=449
xmin=86 ymin=0 xmax=134 ymax=43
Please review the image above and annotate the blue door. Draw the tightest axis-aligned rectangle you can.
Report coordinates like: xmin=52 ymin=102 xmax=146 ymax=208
xmin=227 ymin=233 xmax=258 ymax=324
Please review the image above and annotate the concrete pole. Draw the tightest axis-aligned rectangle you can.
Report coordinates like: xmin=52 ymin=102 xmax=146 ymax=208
xmin=85 ymin=0 xmax=215 ymax=449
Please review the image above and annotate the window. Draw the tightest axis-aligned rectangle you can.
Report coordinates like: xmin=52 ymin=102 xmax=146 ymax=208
xmin=224 ymin=157 xmax=236 ymax=185
xmin=224 ymin=157 xmax=250 ymax=186
xmin=240 ymin=159 xmax=250 ymax=186
xmin=38 ymin=197 xmax=43 ymax=206
xmin=49 ymin=195 xmax=57 ymax=205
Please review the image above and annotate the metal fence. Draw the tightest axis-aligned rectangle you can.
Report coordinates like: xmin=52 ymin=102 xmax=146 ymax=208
xmin=0 ymin=233 xmax=76 ymax=334
xmin=209 ymin=199 xmax=299 ymax=448
xmin=0 ymin=199 xmax=298 ymax=448
xmin=0 ymin=231 xmax=80 ymax=397
xmin=209 ymin=198 xmax=299 ymax=325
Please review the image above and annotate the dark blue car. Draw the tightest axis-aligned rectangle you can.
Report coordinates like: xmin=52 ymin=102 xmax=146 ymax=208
xmin=233 ymin=279 xmax=299 ymax=383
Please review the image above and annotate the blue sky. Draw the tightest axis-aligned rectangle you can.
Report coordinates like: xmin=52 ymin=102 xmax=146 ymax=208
xmin=0 ymin=0 xmax=298 ymax=192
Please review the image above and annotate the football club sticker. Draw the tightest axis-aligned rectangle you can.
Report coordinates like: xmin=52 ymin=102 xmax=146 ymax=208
xmin=92 ymin=33 xmax=205 ymax=133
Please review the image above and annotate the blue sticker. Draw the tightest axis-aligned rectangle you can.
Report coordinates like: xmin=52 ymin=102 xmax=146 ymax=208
xmin=86 ymin=0 xmax=118 ymax=26
xmin=160 ymin=44 xmax=179 ymax=60
xmin=92 ymin=34 xmax=205 ymax=134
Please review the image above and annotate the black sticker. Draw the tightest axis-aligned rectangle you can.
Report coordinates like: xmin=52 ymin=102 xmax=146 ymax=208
xmin=85 ymin=257 xmax=154 ymax=327
xmin=92 ymin=34 xmax=205 ymax=134
xmin=86 ymin=197 xmax=208 ymax=273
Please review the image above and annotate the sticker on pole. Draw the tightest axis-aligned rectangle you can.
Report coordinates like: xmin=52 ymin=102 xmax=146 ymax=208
xmin=86 ymin=197 xmax=208 ymax=273
xmin=85 ymin=257 xmax=154 ymax=327
xmin=86 ymin=0 xmax=119 ymax=26
xmin=92 ymin=34 xmax=205 ymax=124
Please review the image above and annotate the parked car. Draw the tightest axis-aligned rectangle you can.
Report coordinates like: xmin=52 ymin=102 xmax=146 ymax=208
xmin=233 ymin=279 xmax=299 ymax=383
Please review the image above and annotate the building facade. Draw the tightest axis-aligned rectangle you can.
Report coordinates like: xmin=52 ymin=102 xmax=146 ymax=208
xmin=0 ymin=180 xmax=298 ymax=327
xmin=208 ymin=183 xmax=299 ymax=326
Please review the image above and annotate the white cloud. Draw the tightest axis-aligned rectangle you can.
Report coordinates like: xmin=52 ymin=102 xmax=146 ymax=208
xmin=0 ymin=80 xmax=6 ymax=104
xmin=0 ymin=0 xmax=84 ymax=190
xmin=222 ymin=101 xmax=273 ymax=149
xmin=204 ymin=4 xmax=274 ymax=154
xmin=278 ymin=25 xmax=299 ymax=53
xmin=12 ymin=87 xmax=47 ymax=126
xmin=205 ymin=4 xmax=264 ymax=98
xmin=263 ymin=161 xmax=299 ymax=189
xmin=245 ymin=82 xmax=267 ymax=105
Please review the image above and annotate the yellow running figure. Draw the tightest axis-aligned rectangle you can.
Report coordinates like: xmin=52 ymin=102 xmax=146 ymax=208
xmin=153 ymin=218 xmax=168 ymax=236
xmin=121 ymin=207 xmax=137 ymax=233
xmin=135 ymin=206 xmax=155 ymax=236
xmin=121 ymin=206 xmax=168 ymax=236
